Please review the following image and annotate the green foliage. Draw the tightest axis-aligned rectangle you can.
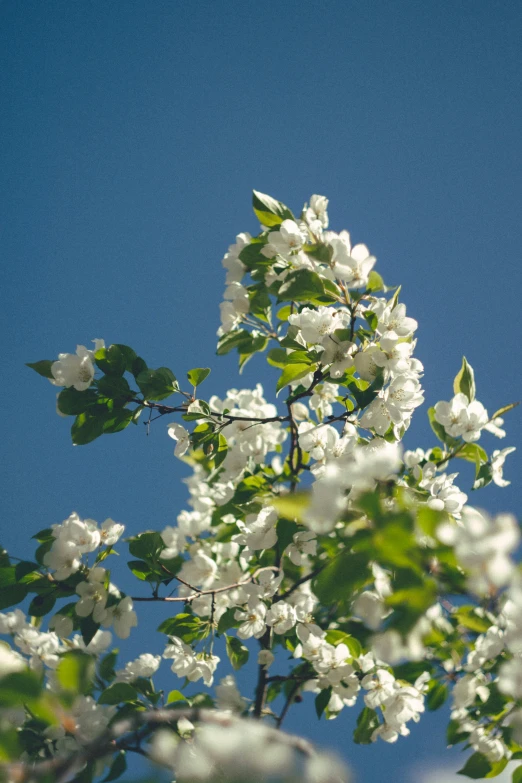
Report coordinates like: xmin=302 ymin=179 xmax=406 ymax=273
xmin=26 ymin=360 xmax=54 ymax=379
xmin=313 ymin=551 xmax=369 ymax=604
xmin=453 ymin=356 xmax=476 ymax=402
xmin=353 ymin=707 xmax=380 ymax=744
xmin=57 ymin=651 xmax=95 ymax=695
xmin=252 ymin=190 xmax=294 ymax=227
xmin=136 ymin=367 xmax=177 ymax=400
xmin=225 ymin=635 xmax=249 ymax=670
xmin=187 ymin=367 xmax=211 ymax=388
xmin=157 ymin=613 xmax=209 ymax=644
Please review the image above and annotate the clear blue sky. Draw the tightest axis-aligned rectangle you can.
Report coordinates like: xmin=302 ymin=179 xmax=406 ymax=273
xmin=1 ymin=2 xmax=521 ymax=781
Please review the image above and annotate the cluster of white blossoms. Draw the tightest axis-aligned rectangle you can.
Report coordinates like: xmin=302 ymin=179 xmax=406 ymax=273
xmin=42 ymin=512 xmax=124 ymax=581
xmin=163 ymin=637 xmax=220 ymax=686
xmin=150 ymin=714 xmax=350 ymax=783
xmin=11 ymin=189 xmax=520 ymax=783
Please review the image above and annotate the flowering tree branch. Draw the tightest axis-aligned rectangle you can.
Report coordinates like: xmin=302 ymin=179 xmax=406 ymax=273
xmin=9 ymin=189 xmax=520 ymax=783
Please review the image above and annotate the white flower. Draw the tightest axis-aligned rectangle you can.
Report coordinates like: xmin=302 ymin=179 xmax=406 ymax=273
xmin=167 ymin=423 xmax=191 ymax=457
xmin=304 ymin=195 xmax=329 ymax=234
xmin=99 ymin=518 xmax=125 ymax=546
xmin=469 ymin=726 xmax=508 ymax=763
xmin=328 ymin=231 xmax=376 ymax=288
xmin=233 ymin=507 xmax=278 ymax=552
xmin=159 ymin=525 xmax=186 ymax=559
xmin=374 ymin=302 xmax=418 ymax=339
xmin=50 ymin=342 xmax=101 ymax=391
xmin=321 ymin=337 xmax=356 ymax=378
xmin=434 ymin=393 xmax=488 ymax=442
xmin=266 ymin=601 xmax=297 ymax=635
xmin=0 ymin=644 xmax=26 ymax=678
xmin=0 ymin=609 xmax=26 ymax=635
xmin=72 ymin=695 xmax=116 ymax=744
xmin=352 ymin=591 xmax=390 ymax=631
xmin=235 ymin=601 xmax=267 ymax=639
xmin=298 ymin=422 xmax=339 ymax=461
xmin=102 ymin=597 xmax=137 ymax=639
xmin=43 ymin=539 xmax=82 ymax=581
xmin=362 ymin=669 xmax=397 ymax=709
xmin=222 ymin=233 xmax=250 ymax=284
xmin=75 ymin=568 xmax=108 ymax=621
xmin=490 ymin=447 xmax=516 ymax=487
xmin=288 ymin=306 xmax=346 ymax=345
xmin=48 ymin=614 xmax=74 ymax=638
xmin=309 ymin=382 xmax=339 ymax=418
xmin=257 ymin=650 xmax=275 ymax=668
xmin=484 ymin=416 xmax=506 ymax=438
xmin=261 ymin=219 xmax=306 ymax=259
xmin=286 ymin=531 xmax=317 ymax=566
xmin=115 ymin=653 xmax=161 ymax=683
xmin=215 ymin=675 xmax=247 ymax=713
xmin=423 ymin=472 xmax=467 ymax=516
xmin=498 ymin=657 xmax=522 ymax=698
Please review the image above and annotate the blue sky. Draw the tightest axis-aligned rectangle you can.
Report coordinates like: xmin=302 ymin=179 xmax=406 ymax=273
xmin=1 ymin=2 xmax=521 ymax=780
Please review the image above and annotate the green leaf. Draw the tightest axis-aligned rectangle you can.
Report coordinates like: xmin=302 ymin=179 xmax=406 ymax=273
xmin=426 ymin=680 xmax=448 ymax=710
xmin=453 ymin=356 xmax=476 ymax=402
xmin=367 ymin=270 xmax=384 ymax=292
xmin=127 ymin=560 xmax=155 ymax=581
xmin=0 ymin=671 xmax=42 ymax=707
xmin=28 ymin=593 xmax=56 ymax=617
xmin=266 ymin=348 xmax=289 ymax=368
xmin=271 ymin=493 xmax=310 ymax=523
xmin=111 ymin=345 xmax=137 ymax=372
xmin=136 ymin=367 xmax=177 ymax=400
xmin=95 ymin=345 xmax=127 ymax=376
xmin=57 ymin=651 xmax=95 ymax=695
xmin=512 ymin=766 xmax=522 ymax=783
xmin=128 ymin=532 xmax=164 ymax=562
xmin=0 ymin=584 xmax=27 ymax=611
xmin=458 ymin=752 xmax=492 ymax=779
xmin=225 ymin=635 xmax=249 ymax=671
xmin=97 ymin=375 xmax=131 ymax=403
xmin=99 ymin=651 xmax=118 ymax=683
xmin=303 ymin=243 xmax=332 ymax=264
xmin=217 ymin=608 xmax=238 ymax=635
xmin=26 ymin=360 xmax=54 ymax=379
xmin=80 ymin=616 xmax=100 ymax=647
xmin=454 ymin=606 xmax=491 ymax=633
xmin=0 ymin=726 xmax=22 ymax=761
xmin=252 ymin=190 xmax=294 ymax=226
xmin=315 ymin=687 xmax=332 ymax=719
xmin=276 ymin=305 xmax=292 ymax=321
xmin=57 ymin=388 xmax=99 ymax=415
xmin=102 ymin=408 xmax=135 ymax=434
xmin=491 ymin=401 xmax=519 ymax=420
xmin=313 ymin=551 xmax=369 ymax=604
xmin=187 ymin=367 xmax=211 ymax=388
xmin=353 ymin=707 xmax=379 ymax=744
xmin=348 ymin=370 xmax=384 ymax=410
xmin=157 ymin=613 xmax=208 ymax=644
xmin=325 ymin=631 xmax=361 ymax=658
xmin=277 ymin=269 xmax=325 ymax=302
xmin=103 ymin=751 xmax=127 ymax=782
xmin=98 ymin=683 xmax=138 ymax=705
xmin=455 ymin=442 xmax=487 ymax=466
xmin=276 ymin=363 xmax=313 ymax=394
xmin=166 ymin=690 xmax=188 ymax=704
xmin=473 ymin=462 xmax=493 ymax=491
xmin=71 ymin=411 xmax=106 ymax=445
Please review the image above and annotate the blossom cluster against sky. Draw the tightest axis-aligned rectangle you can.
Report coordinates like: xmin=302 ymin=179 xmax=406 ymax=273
xmin=1 ymin=2 xmax=521 ymax=780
